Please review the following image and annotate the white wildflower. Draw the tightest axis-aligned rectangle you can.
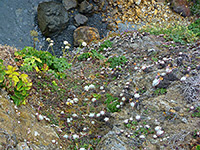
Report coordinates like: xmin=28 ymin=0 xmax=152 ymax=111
xmin=89 ymin=84 xmax=95 ymax=89
xmin=134 ymin=93 xmax=140 ymax=99
xmin=104 ymin=117 xmax=109 ymax=122
xmin=72 ymin=114 xmax=78 ymax=117
xmin=122 ymin=97 xmax=126 ymax=101
xmin=91 ymin=98 xmax=96 ymax=102
xmin=180 ymin=76 xmax=186 ymax=81
xmin=63 ymin=41 xmax=68 ymax=45
xmin=135 ymin=115 xmax=141 ymax=121
xmin=82 ymin=41 xmax=87 ymax=47
xmin=130 ymin=102 xmax=135 ymax=107
xmin=73 ymin=134 xmax=79 ymax=139
xmin=100 ymin=86 xmax=104 ymax=90
xmin=152 ymin=78 xmax=160 ymax=87
xmin=139 ymin=135 xmax=145 ymax=139
xmin=38 ymin=114 xmax=44 ymax=121
xmin=89 ymin=113 xmax=95 ymax=118
xmin=63 ymin=134 xmax=69 ymax=139
xmin=155 ymin=126 xmax=162 ymax=131
xmin=153 ymin=135 xmax=157 ymax=139
xmin=123 ymin=119 xmax=129 ymax=124
xmin=96 ymin=113 xmax=101 ymax=117
xmin=84 ymin=85 xmax=89 ymax=91
xmin=100 ymin=111 xmax=105 ymax=115
xmin=52 ymin=140 xmax=56 ymax=144
xmin=73 ymin=98 xmax=79 ymax=103
xmin=65 ymin=45 xmax=70 ymax=49
xmin=156 ymin=130 xmax=164 ymax=136
xmin=49 ymin=43 xmax=54 ymax=46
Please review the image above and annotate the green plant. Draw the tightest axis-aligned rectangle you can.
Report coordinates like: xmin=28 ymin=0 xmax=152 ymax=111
xmin=154 ymin=88 xmax=167 ymax=96
xmin=15 ymin=46 xmax=71 ymax=74
xmin=91 ymin=49 xmax=105 ymax=60
xmin=140 ymin=22 xmax=198 ymax=44
xmin=196 ymin=145 xmax=200 ymax=150
xmin=21 ymin=56 xmax=42 ymax=72
xmin=78 ymin=49 xmax=105 ymax=61
xmin=92 ymin=93 xmax=101 ymax=100
xmin=104 ymin=93 xmax=120 ymax=112
xmin=188 ymin=0 xmax=200 ymax=16
xmin=106 ymin=56 xmax=127 ymax=69
xmin=124 ymin=120 xmax=153 ymax=137
xmin=151 ymin=57 xmax=158 ymax=62
xmin=98 ymin=40 xmax=113 ymax=52
xmin=0 ymin=61 xmax=32 ymax=106
xmin=78 ymin=52 xmax=92 ymax=61
xmin=0 ymin=59 xmax=6 ymax=85
xmin=188 ymin=18 xmax=200 ymax=37
xmin=191 ymin=107 xmax=200 ymax=118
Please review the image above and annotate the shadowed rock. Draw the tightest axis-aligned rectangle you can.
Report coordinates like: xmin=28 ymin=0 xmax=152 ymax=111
xmin=37 ymin=1 xmax=69 ymax=37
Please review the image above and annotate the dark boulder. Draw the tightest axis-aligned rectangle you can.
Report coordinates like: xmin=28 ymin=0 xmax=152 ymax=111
xmin=37 ymin=1 xmax=69 ymax=37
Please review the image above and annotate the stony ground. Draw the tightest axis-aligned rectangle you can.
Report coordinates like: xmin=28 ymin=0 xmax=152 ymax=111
xmin=0 ymin=0 xmax=200 ymax=150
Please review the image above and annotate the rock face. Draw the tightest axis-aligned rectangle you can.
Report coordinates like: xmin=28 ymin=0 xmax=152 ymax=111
xmin=62 ymin=0 xmax=77 ymax=11
xmin=96 ymin=127 xmax=132 ymax=150
xmin=0 ymin=90 xmax=59 ymax=149
xmin=37 ymin=1 xmax=69 ymax=37
xmin=74 ymin=13 xmax=88 ymax=26
xmin=73 ymin=26 xmax=100 ymax=46
xmin=170 ymin=0 xmax=191 ymax=17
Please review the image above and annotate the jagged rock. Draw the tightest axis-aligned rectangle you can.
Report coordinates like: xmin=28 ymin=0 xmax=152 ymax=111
xmin=62 ymin=0 xmax=77 ymax=10
xmin=74 ymin=13 xmax=88 ymax=26
xmin=96 ymin=127 xmax=131 ymax=150
xmin=37 ymin=1 xmax=69 ymax=37
xmin=73 ymin=26 xmax=100 ymax=46
xmin=0 ymin=91 xmax=59 ymax=149
xmin=79 ymin=0 xmax=94 ymax=14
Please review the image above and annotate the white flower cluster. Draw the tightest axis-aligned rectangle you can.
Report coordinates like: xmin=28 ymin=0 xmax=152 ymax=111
xmin=84 ymin=84 xmax=95 ymax=91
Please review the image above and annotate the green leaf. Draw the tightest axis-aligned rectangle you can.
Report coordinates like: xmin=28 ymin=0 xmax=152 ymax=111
xmin=16 ymin=80 xmax=23 ymax=91
xmin=12 ymin=75 xmax=20 ymax=86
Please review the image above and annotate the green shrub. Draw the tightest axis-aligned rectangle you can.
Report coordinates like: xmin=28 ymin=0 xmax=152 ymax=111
xmin=0 ymin=59 xmax=32 ymax=106
xmin=78 ymin=49 xmax=105 ymax=61
xmin=106 ymin=56 xmax=127 ymax=69
xmin=104 ymin=93 xmax=120 ymax=112
xmin=154 ymin=88 xmax=167 ymax=96
xmin=98 ymin=40 xmax=113 ymax=52
xmin=15 ymin=46 xmax=71 ymax=73
xmin=189 ymin=0 xmax=200 ymax=16
xmin=188 ymin=18 xmax=200 ymax=36
xmin=140 ymin=22 xmax=198 ymax=44
xmin=191 ymin=107 xmax=200 ymax=118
